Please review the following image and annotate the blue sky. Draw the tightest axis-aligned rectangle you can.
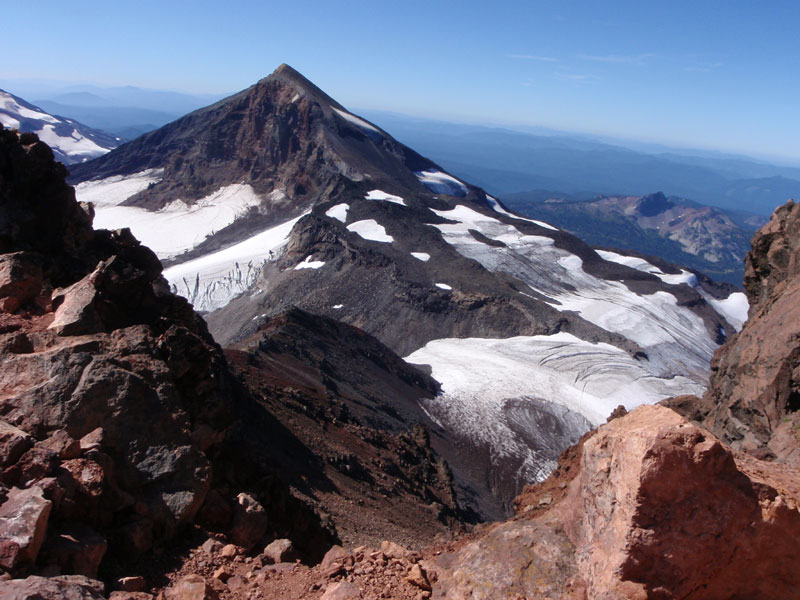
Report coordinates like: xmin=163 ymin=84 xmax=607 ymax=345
xmin=4 ymin=0 xmax=799 ymax=162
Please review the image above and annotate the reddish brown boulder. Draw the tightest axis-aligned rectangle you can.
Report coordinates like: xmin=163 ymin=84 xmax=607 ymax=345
xmin=0 ymin=420 xmax=32 ymax=468
xmin=561 ymin=405 xmax=800 ymax=599
xmin=321 ymin=581 xmax=362 ymax=600
xmin=262 ymin=538 xmax=298 ymax=564
xmin=0 ymin=575 xmax=105 ymax=599
xmin=0 ymin=486 xmax=52 ymax=571
xmin=0 ymin=252 xmax=42 ymax=313
xmin=229 ymin=493 xmax=267 ymax=551
xmin=36 ymin=429 xmax=81 ymax=460
xmin=165 ymin=574 xmax=217 ymax=600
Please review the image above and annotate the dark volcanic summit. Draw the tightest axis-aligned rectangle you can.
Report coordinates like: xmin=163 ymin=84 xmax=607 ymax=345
xmin=68 ymin=64 xmax=448 ymax=213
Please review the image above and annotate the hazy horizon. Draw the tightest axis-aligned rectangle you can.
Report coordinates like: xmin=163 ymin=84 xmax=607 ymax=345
xmin=3 ymin=1 xmax=798 ymax=163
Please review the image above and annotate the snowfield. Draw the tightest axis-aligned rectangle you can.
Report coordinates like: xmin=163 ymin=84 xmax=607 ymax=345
xmin=36 ymin=123 xmax=107 ymax=158
xmin=346 ymin=219 xmax=394 ymax=243
xmin=415 ymin=170 xmax=468 ymax=196
xmin=429 ymin=204 xmax=719 ymax=379
xmin=294 ymin=255 xmax=326 ymax=270
xmin=75 ymin=169 xmax=165 ymax=207
xmin=597 ymin=249 xmax=749 ymax=330
xmin=365 ymin=189 xmax=406 ymax=206
xmin=1 ymin=91 xmax=114 ymax=162
xmin=163 ymin=212 xmax=309 ymax=312
xmin=410 ymin=252 xmax=430 ymax=261
xmin=325 ymin=203 xmax=350 ymax=223
xmin=81 ymin=180 xmax=263 ymax=260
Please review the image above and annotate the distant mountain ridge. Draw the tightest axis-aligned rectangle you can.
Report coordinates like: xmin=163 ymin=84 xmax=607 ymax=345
xmin=503 ymin=191 xmax=765 ymax=285
xmin=359 ymin=110 xmax=800 ymax=216
xmin=0 ymin=89 xmax=118 ymax=163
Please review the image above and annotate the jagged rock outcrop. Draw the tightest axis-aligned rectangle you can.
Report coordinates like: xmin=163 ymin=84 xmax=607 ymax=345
xmin=0 ymin=125 xmax=334 ymax=582
xmin=668 ymin=200 xmax=800 ymax=463
xmin=432 ymin=405 xmax=800 ymax=599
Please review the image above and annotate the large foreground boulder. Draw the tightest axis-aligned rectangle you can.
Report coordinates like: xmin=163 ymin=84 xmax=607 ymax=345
xmin=433 ymin=405 xmax=800 ymax=599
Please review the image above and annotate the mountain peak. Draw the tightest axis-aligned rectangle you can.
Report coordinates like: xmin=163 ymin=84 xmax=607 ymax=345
xmin=265 ymin=63 xmax=339 ymax=108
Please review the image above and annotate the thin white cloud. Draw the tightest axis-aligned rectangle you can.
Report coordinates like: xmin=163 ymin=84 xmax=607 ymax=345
xmin=684 ymin=61 xmax=724 ymax=72
xmin=555 ymin=72 xmax=600 ymax=83
xmin=507 ymin=54 xmax=559 ymax=63
xmin=578 ymin=53 xmax=653 ymax=66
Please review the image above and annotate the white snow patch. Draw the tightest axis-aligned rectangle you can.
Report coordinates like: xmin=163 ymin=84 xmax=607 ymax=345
xmin=164 ymin=212 xmax=309 ymax=312
xmin=415 ymin=170 xmax=468 ymax=197
xmin=700 ymin=291 xmax=749 ymax=331
xmin=75 ymin=169 xmax=165 ymax=207
xmin=347 ymin=219 xmax=393 ymax=243
xmin=325 ymin=203 xmax=350 ymax=223
xmin=36 ymin=123 xmax=107 ymax=158
xmin=431 ymin=205 xmax=553 ymax=248
xmin=596 ymin=249 xmax=748 ymax=330
xmin=435 ymin=283 xmax=452 ymax=290
xmin=410 ymin=252 xmax=430 ymax=262
xmin=332 ymin=107 xmax=381 ymax=134
xmin=0 ymin=114 xmax=20 ymax=129
xmin=89 ymin=182 xmax=263 ymax=260
xmin=294 ymin=256 xmax=326 ymax=270
xmin=0 ymin=92 xmax=59 ymax=123
xmin=365 ymin=189 xmax=405 ymax=206
xmin=486 ymin=194 xmax=558 ymax=230
xmin=332 ymin=304 xmax=343 ymax=309
xmin=596 ymin=250 xmax=697 ymax=286
xmin=291 ymin=93 xmax=300 ymax=103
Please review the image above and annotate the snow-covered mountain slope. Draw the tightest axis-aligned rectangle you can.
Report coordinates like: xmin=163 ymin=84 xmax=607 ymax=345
xmin=71 ymin=64 xmax=747 ymax=514
xmin=0 ymin=89 xmax=118 ymax=163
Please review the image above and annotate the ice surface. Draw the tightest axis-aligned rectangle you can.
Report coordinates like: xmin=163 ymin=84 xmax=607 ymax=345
xmin=346 ymin=219 xmax=394 ymax=243
xmin=87 ymin=182 xmax=263 ymax=259
xmin=294 ymin=255 xmax=326 ymax=270
xmin=596 ymin=250 xmax=698 ymax=286
xmin=435 ymin=283 xmax=452 ymax=290
xmin=486 ymin=194 xmax=558 ymax=230
xmin=75 ymin=169 xmax=165 ymax=207
xmin=596 ymin=249 xmax=749 ymax=330
xmin=430 ymin=204 xmax=719 ymax=379
xmin=415 ymin=170 xmax=468 ymax=197
xmin=406 ymin=332 xmax=705 ymax=482
xmin=365 ymin=189 xmax=406 ymax=206
xmin=332 ymin=107 xmax=381 ymax=134
xmin=164 ymin=212 xmax=309 ymax=312
xmin=410 ymin=252 xmax=431 ymax=261
xmin=325 ymin=203 xmax=350 ymax=223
